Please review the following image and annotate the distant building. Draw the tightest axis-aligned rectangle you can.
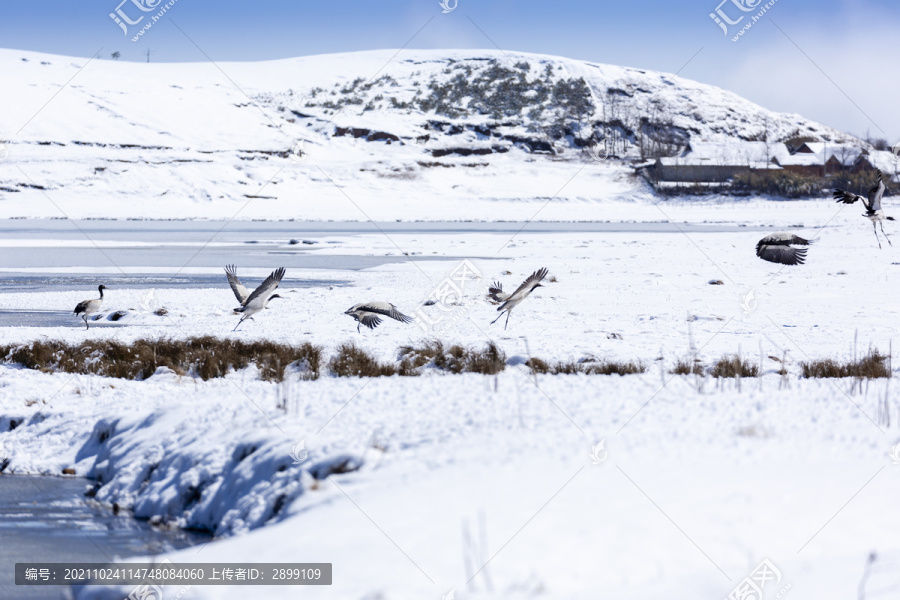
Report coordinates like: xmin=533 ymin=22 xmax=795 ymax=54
xmin=772 ymin=142 xmax=865 ymax=176
xmin=851 ymin=151 xmax=898 ymax=177
xmin=652 ymin=141 xmax=783 ymax=183
xmin=646 ymin=140 xmax=897 ymax=187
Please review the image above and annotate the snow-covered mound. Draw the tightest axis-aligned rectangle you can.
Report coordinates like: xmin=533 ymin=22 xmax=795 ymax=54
xmin=3 ymin=365 xmax=897 ymax=600
xmin=0 ymin=48 xmax=864 ymax=220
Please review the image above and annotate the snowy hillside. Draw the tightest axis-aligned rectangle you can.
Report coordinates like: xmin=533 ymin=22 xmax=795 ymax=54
xmin=0 ymin=48 xmax=866 ymax=220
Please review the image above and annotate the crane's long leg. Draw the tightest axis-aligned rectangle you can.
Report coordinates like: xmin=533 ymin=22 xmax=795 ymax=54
xmin=880 ymin=220 xmax=893 ymax=246
xmin=233 ymin=316 xmax=245 ymax=332
xmin=357 ymin=322 xmax=361 ymax=333
xmin=504 ymin=310 xmax=511 ymax=330
xmin=874 ymin=222 xmax=882 ymax=249
xmin=83 ymin=315 xmax=89 ymax=330
xmin=491 ymin=310 xmax=505 ymax=325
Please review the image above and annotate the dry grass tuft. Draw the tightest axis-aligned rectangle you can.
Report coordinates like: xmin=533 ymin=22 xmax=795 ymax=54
xmin=710 ymin=355 xmax=759 ymax=378
xmin=327 ymin=343 xmax=398 ymax=377
xmin=580 ymin=360 xmax=646 ymax=375
xmin=450 ymin=341 xmax=506 ymax=375
xmin=525 ymin=357 xmax=551 ymax=374
xmin=399 ymin=341 xmax=507 ymax=375
xmin=801 ymin=349 xmax=891 ymax=379
xmin=0 ymin=337 xmax=322 ymax=382
xmin=527 ymin=357 xmax=645 ymax=375
xmin=670 ymin=358 xmax=704 ymax=375
xmin=397 ymin=341 xmax=440 ymax=375
xmin=801 ymin=359 xmax=844 ymax=378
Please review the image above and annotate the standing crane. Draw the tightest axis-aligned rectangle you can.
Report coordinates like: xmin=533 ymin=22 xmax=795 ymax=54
xmin=73 ymin=285 xmax=108 ymax=330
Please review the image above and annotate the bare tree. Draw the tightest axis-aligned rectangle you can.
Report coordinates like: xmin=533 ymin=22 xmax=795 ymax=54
xmin=836 ymin=144 xmax=855 ymax=171
xmin=111 ymin=51 xmax=121 ymax=61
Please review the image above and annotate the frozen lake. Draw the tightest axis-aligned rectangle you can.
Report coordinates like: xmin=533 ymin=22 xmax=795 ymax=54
xmin=0 ymin=218 xmax=769 ymax=328
xmin=0 ymin=218 xmax=764 ymax=279
xmin=0 ymin=220 xmax=497 ymax=281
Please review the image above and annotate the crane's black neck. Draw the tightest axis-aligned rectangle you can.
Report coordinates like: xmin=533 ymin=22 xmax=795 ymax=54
xmin=98 ymin=285 xmax=104 ymax=299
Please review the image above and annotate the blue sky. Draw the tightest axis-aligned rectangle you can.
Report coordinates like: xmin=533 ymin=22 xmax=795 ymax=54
xmin=1 ymin=0 xmax=898 ymax=140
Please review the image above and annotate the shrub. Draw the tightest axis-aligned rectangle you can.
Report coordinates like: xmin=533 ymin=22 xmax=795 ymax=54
xmin=670 ymin=358 xmax=704 ymax=375
xmin=525 ymin=357 xmax=551 ymax=374
xmin=828 ymin=171 xmax=895 ymax=197
xmin=526 ymin=357 xmax=646 ymax=375
xmin=580 ymin=360 xmax=646 ymax=375
xmin=0 ymin=337 xmax=322 ymax=382
xmin=327 ymin=343 xmax=397 ymax=378
xmin=801 ymin=349 xmax=890 ymax=379
xmin=398 ymin=341 xmax=507 ymax=375
xmin=710 ymin=355 xmax=759 ymax=378
xmin=731 ymin=171 xmax=824 ymax=198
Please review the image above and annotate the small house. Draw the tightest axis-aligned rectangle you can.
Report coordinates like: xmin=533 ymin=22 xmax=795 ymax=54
xmin=653 ymin=141 xmax=783 ymax=183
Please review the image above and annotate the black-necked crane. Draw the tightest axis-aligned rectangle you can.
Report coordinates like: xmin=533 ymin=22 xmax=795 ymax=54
xmin=486 ymin=281 xmax=511 ymax=304
xmin=232 ymin=267 xmax=285 ymax=331
xmin=73 ymin=285 xmax=108 ymax=330
xmin=226 ymin=264 xmax=282 ymax=314
xmin=224 ymin=264 xmax=250 ymax=305
xmin=833 ymin=170 xmax=894 ymax=248
xmin=490 ymin=267 xmax=548 ymax=330
xmin=344 ymin=302 xmax=413 ymax=333
xmin=755 ymin=234 xmax=814 ymax=265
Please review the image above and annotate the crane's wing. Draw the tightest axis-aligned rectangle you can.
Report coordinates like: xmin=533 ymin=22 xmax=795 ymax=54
xmin=224 ymin=264 xmax=249 ymax=304
xmin=508 ymin=267 xmax=549 ymax=299
xmin=359 ymin=314 xmax=383 ymax=330
xmin=244 ymin=267 xmax=285 ymax=306
xmin=756 ymin=244 xmax=807 ymax=266
xmin=868 ymin=170 xmax=885 ymax=211
xmin=487 ymin=282 xmax=508 ymax=303
xmin=833 ymin=188 xmax=865 ymax=207
xmin=757 ymin=233 xmax=815 ymax=246
xmin=356 ymin=302 xmax=413 ymax=323
xmin=788 ymin=235 xmax=814 ymax=246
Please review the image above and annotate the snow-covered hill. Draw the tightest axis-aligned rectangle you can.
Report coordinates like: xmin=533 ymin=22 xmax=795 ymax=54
xmin=0 ymin=48 xmax=867 ymax=220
